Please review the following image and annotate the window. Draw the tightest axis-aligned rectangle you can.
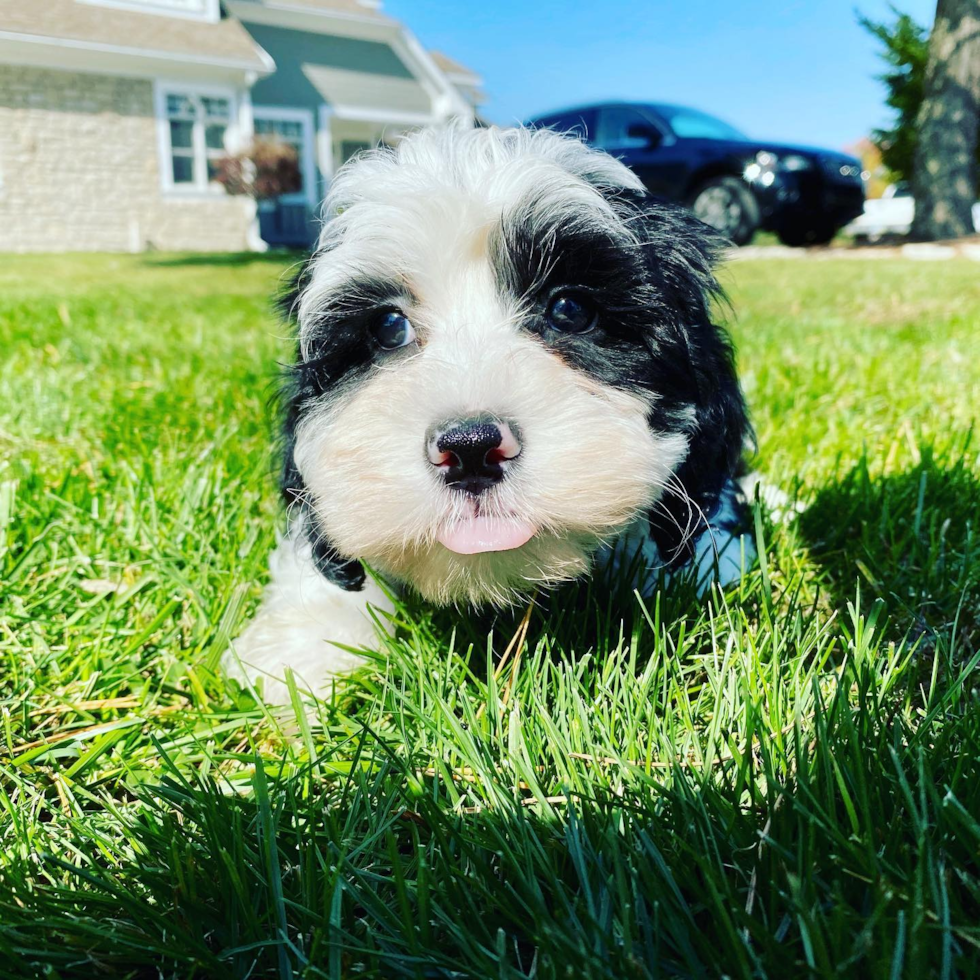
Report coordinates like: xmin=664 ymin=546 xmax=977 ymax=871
xmin=596 ymin=107 xmax=663 ymax=151
xmin=255 ymin=118 xmax=304 ymax=147
xmin=161 ymin=90 xmax=232 ymax=191
xmin=653 ymin=106 xmax=746 ymax=141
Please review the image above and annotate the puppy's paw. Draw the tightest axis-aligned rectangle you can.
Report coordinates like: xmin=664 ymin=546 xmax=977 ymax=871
xmin=224 ymin=529 xmax=394 ymax=705
xmin=223 ymin=610 xmax=369 ymax=705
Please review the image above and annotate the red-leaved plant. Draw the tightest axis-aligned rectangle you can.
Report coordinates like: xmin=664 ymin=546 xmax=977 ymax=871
xmin=212 ymin=137 xmax=302 ymax=200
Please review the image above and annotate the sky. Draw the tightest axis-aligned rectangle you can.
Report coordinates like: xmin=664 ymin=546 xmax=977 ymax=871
xmin=384 ymin=0 xmax=937 ymax=152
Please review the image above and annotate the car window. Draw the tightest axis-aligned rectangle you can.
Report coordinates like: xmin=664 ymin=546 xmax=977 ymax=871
xmin=596 ymin=106 xmax=662 ymax=151
xmin=531 ymin=109 xmax=597 ymax=142
xmin=654 ymin=106 xmax=746 ymax=141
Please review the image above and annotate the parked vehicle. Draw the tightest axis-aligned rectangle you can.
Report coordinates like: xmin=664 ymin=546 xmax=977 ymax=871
xmin=847 ymin=182 xmax=980 ymax=242
xmin=526 ymin=102 xmax=866 ymax=246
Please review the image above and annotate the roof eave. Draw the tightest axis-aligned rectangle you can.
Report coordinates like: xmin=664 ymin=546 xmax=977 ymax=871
xmin=446 ymin=69 xmax=483 ymax=87
xmin=0 ymin=28 xmax=275 ymax=79
xmin=225 ymin=0 xmax=395 ymax=38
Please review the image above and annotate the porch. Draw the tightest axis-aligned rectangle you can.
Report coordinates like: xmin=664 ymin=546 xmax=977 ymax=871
xmin=253 ymin=105 xmax=427 ymax=247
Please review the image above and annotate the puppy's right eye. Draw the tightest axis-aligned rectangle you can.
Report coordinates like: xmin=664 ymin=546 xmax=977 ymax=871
xmin=372 ymin=311 xmax=416 ymax=350
xmin=545 ymin=291 xmax=598 ymax=335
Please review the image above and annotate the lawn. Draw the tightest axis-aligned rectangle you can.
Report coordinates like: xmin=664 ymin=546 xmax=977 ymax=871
xmin=1 ymin=251 xmax=979 ymax=979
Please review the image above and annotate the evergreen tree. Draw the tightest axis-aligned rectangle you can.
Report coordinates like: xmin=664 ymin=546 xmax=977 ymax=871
xmin=859 ymin=8 xmax=930 ymax=183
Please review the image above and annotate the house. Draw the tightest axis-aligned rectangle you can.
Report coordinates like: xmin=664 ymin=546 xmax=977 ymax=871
xmin=0 ymin=0 xmax=483 ymax=252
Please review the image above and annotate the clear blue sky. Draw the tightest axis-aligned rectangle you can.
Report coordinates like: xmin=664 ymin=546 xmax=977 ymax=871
xmin=385 ymin=0 xmax=937 ymax=151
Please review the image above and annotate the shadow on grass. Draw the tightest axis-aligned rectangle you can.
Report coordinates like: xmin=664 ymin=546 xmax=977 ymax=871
xmin=798 ymin=446 xmax=980 ymax=655
xmin=4 ymin=457 xmax=980 ymax=977
xmin=3 ymin=672 xmax=979 ymax=979
xmin=140 ymin=251 xmax=306 ymax=268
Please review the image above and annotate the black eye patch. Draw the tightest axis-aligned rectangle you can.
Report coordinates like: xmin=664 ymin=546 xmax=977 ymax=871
xmin=290 ymin=274 xmax=414 ymax=398
xmin=489 ymin=203 xmax=699 ymax=408
xmin=492 ymin=211 xmax=642 ymax=309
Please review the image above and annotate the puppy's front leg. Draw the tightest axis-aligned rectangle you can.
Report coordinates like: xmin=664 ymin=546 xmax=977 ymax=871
xmin=225 ymin=527 xmax=394 ymax=705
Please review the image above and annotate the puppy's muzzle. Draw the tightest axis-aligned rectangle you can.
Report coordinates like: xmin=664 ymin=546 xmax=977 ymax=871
xmin=426 ymin=416 xmax=522 ymax=496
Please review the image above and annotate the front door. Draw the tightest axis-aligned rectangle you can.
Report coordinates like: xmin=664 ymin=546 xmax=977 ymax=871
xmin=253 ymin=108 xmax=317 ymax=248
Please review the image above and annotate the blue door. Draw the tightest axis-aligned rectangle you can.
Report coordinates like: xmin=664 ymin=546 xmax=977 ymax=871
xmin=253 ymin=109 xmax=318 ymax=248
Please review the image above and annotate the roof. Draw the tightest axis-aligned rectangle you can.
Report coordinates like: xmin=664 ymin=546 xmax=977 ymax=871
xmin=302 ymin=63 xmax=430 ymax=115
xmin=0 ymin=0 xmax=271 ymax=70
xmin=428 ymin=49 xmax=479 ymax=80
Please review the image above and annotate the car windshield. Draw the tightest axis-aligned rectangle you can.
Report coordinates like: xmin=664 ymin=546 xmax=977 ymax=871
xmin=652 ymin=105 xmax=747 ymax=141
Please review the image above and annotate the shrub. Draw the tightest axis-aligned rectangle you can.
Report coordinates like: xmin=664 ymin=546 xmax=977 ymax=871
xmin=212 ymin=137 xmax=302 ymax=201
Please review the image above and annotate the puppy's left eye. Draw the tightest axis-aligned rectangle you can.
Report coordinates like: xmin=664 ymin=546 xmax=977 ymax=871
xmin=372 ymin=311 xmax=416 ymax=350
xmin=545 ymin=292 xmax=597 ymax=334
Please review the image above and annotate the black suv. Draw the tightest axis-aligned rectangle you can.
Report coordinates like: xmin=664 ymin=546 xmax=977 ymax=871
xmin=526 ymin=102 xmax=865 ymax=246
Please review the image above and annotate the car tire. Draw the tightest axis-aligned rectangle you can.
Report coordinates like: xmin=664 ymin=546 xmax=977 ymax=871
xmin=777 ymin=221 xmax=836 ymax=247
xmin=688 ymin=176 xmax=758 ymax=246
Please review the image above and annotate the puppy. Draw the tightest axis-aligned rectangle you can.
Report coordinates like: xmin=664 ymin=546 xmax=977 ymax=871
xmin=227 ymin=125 xmax=751 ymax=704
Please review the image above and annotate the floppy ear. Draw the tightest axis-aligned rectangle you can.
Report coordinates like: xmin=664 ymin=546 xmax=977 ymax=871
xmin=277 ymin=254 xmax=366 ymax=591
xmin=616 ymin=191 xmax=751 ymax=563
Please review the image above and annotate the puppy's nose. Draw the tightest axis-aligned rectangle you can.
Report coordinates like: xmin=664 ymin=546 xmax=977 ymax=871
xmin=427 ymin=417 xmax=522 ymax=495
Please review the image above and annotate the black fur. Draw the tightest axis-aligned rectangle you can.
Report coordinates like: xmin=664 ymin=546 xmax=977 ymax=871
xmin=492 ymin=189 xmax=750 ymax=565
xmin=623 ymin=193 xmax=751 ymax=562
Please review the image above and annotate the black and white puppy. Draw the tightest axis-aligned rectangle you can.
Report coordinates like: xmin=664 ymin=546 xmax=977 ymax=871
xmin=227 ymin=125 xmax=751 ymax=703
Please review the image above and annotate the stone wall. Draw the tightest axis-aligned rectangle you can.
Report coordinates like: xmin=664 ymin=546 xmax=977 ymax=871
xmin=0 ymin=64 xmax=252 ymax=253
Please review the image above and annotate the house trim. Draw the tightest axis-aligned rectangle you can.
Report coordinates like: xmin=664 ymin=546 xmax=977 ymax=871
xmin=442 ymin=67 xmax=484 ymax=89
xmin=317 ymin=104 xmax=334 ymax=187
xmin=0 ymin=29 xmax=275 ymax=81
xmin=394 ymin=28 xmax=472 ymax=123
xmin=226 ymin=1 xmax=394 ymax=40
xmin=76 ymin=0 xmax=221 ymax=24
xmin=329 ymin=105 xmax=435 ymax=125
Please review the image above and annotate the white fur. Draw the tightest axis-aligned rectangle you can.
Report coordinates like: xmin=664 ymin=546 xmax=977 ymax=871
xmin=293 ymin=126 xmax=686 ymax=606
xmin=224 ymin=523 xmax=394 ymax=705
xmin=231 ymin=126 xmax=741 ymax=704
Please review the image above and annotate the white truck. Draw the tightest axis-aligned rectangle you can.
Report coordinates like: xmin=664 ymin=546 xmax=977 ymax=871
xmin=847 ymin=182 xmax=980 ymax=242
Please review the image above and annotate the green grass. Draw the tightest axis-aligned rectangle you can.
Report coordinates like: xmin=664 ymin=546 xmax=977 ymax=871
xmin=1 ymin=251 xmax=979 ymax=979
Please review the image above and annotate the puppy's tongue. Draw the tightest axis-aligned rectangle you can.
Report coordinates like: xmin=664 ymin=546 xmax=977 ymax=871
xmin=438 ymin=516 xmax=536 ymax=555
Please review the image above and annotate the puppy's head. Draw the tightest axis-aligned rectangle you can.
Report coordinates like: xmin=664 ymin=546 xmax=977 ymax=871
xmin=280 ymin=126 xmax=747 ymax=605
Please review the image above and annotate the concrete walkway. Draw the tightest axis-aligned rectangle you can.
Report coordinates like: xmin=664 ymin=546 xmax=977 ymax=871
xmin=731 ymin=237 xmax=980 ymax=261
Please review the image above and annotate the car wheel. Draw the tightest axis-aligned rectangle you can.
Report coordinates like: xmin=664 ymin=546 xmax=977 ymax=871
xmin=777 ymin=221 xmax=836 ymax=247
xmin=689 ymin=176 xmax=758 ymax=246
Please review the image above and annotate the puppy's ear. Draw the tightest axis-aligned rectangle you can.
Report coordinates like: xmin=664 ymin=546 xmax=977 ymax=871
xmin=277 ymin=254 xmax=366 ymax=591
xmin=617 ymin=191 xmax=751 ymax=563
